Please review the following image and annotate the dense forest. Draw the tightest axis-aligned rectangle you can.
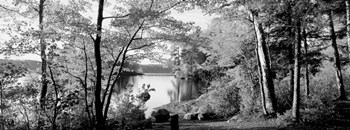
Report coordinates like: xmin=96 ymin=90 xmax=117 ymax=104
xmin=1 ymin=0 xmax=350 ymax=129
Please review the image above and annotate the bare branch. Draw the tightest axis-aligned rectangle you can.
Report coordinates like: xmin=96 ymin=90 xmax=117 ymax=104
xmin=82 ymin=39 xmax=93 ymax=123
xmin=103 ymin=13 xmax=130 ymax=20
xmin=0 ymin=4 xmax=28 ymax=18
xmin=158 ymin=1 xmax=183 ymax=14
xmin=48 ymin=65 xmax=59 ymax=128
xmin=102 ymin=47 xmax=124 ymax=106
xmin=128 ymin=43 xmax=155 ymax=51
xmin=89 ymin=34 xmax=96 ymax=42
xmin=149 ymin=0 xmax=154 ymax=10
xmin=103 ymin=20 xmax=146 ymax=119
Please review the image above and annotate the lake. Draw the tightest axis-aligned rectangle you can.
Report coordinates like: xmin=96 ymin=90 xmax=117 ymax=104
xmin=118 ymin=73 xmax=201 ymax=117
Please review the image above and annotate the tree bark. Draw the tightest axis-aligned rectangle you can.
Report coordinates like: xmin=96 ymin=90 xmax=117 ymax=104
xmin=292 ymin=20 xmax=301 ymax=122
xmin=38 ymin=0 xmax=47 ymax=129
xmin=94 ymin=0 xmax=105 ymax=129
xmin=256 ymin=46 xmax=267 ymax=114
xmin=287 ymin=12 xmax=294 ymax=105
xmin=251 ymin=11 xmax=277 ymax=115
xmin=328 ymin=11 xmax=346 ymax=100
xmin=38 ymin=0 xmax=47 ymax=109
xmin=346 ymin=0 xmax=350 ymax=61
xmin=303 ymin=28 xmax=309 ymax=96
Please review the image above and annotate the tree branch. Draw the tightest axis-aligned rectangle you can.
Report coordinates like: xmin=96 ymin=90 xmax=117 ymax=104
xmin=0 ymin=4 xmax=28 ymax=18
xmin=102 ymin=47 xmax=124 ymax=106
xmin=159 ymin=1 xmax=183 ymax=14
xmin=128 ymin=43 xmax=155 ymax=51
xmin=48 ymin=65 xmax=59 ymax=129
xmin=82 ymin=40 xmax=93 ymax=125
xmin=103 ymin=20 xmax=146 ymax=119
xmin=89 ymin=34 xmax=96 ymax=42
xmin=103 ymin=14 xmax=130 ymax=20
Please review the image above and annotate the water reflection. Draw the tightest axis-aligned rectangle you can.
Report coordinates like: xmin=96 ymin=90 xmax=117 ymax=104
xmin=117 ymin=74 xmax=200 ymax=116
xmin=168 ymin=78 xmax=199 ymax=102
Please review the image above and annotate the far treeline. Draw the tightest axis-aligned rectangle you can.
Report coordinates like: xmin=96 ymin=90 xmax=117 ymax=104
xmin=1 ymin=0 xmax=350 ymax=129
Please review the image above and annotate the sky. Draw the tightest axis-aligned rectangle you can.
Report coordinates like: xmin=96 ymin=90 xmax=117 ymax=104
xmin=0 ymin=3 xmax=216 ymax=62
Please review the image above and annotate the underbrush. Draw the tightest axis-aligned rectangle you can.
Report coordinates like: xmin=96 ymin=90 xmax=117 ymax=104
xmin=232 ymin=66 xmax=345 ymax=128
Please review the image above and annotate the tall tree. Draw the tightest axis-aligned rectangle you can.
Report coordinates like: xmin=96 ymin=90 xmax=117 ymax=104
xmin=187 ymin=0 xmax=279 ymax=116
xmin=93 ymin=0 xmax=104 ymax=128
xmin=346 ymin=0 xmax=350 ymax=61
xmin=38 ymin=0 xmax=47 ymax=109
xmin=292 ymin=20 xmax=302 ymax=122
xmin=327 ymin=11 xmax=346 ymax=100
xmin=303 ymin=28 xmax=310 ymax=96
xmin=250 ymin=10 xmax=278 ymax=115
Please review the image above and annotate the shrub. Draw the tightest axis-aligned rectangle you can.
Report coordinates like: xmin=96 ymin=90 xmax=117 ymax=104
xmin=107 ymin=84 xmax=155 ymax=129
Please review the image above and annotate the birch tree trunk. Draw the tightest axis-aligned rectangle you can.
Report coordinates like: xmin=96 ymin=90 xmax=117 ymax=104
xmin=292 ymin=20 xmax=301 ymax=122
xmin=256 ymin=47 xmax=267 ymax=114
xmin=251 ymin=11 xmax=277 ymax=115
xmin=328 ymin=11 xmax=346 ymax=100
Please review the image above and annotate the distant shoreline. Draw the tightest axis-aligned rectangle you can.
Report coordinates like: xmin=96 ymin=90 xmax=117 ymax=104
xmin=120 ymin=72 xmax=175 ymax=76
xmin=143 ymin=73 xmax=175 ymax=76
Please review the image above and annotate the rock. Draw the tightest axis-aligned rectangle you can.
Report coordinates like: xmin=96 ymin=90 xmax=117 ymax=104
xmin=183 ymin=113 xmax=199 ymax=120
xmin=197 ymin=112 xmax=215 ymax=121
xmin=227 ymin=115 xmax=239 ymax=123
xmin=151 ymin=109 xmax=170 ymax=123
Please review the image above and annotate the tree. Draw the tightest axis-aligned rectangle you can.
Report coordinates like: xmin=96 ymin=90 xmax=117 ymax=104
xmin=328 ymin=11 xmax=346 ymax=100
xmin=182 ymin=0 xmax=279 ymax=116
xmin=346 ymin=0 xmax=350 ymax=62
xmin=303 ymin=28 xmax=310 ymax=96
xmin=315 ymin=0 xmax=347 ymax=100
xmin=0 ymin=62 xmax=27 ymax=130
xmin=250 ymin=10 xmax=278 ymax=115
xmin=292 ymin=19 xmax=302 ymax=122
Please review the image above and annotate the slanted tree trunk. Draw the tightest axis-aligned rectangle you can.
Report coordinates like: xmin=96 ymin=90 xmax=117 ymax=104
xmin=346 ymin=0 xmax=350 ymax=60
xmin=328 ymin=11 xmax=346 ymax=100
xmin=251 ymin=11 xmax=277 ymax=115
xmin=292 ymin=20 xmax=301 ymax=122
xmin=303 ymin=28 xmax=309 ymax=96
xmin=256 ymin=47 xmax=267 ymax=114
xmin=94 ymin=0 xmax=105 ymax=129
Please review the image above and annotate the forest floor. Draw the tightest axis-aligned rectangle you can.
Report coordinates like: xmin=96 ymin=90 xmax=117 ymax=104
xmin=151 ymin=100 xmax=350 ymax=130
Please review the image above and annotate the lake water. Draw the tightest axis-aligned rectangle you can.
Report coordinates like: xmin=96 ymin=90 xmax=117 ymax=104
xmin=118 ymin=74 xmax=201 ymax=117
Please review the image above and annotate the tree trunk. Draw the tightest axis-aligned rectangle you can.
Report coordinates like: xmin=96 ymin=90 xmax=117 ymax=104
xmin=303 ymin=28 xmax=309 ymax=96
xmin=0 ymin=82 xmax=3 ymax=130
xmin=287 ymin=13 xmax=294 ymax=105
xmin=251 ymin=11 xmax=277 ymax=115
xmin=256 ymin=47 xmax=267 ymax=114
xmin=38 ymin=0 xmax=47 ymax=129
xmin=346 ymin=0 xmax=350 ymax=61
xmin=94 ymin=0 xmax=105 ymax=129
xmin=292 ymin=20 xmax=301 ymax=122
xmin=38 ymin=0 xmax=47 ymax=109
xmin=328 ymin=11 xmax=346 ymax=100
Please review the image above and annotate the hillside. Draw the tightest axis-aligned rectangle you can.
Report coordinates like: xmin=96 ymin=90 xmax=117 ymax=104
xmin=138 ymin=64 xmax=173 ymax=73
xmin=0 ymin=59 xmax=173 ymax=74
xmin=0 ymin=59 xmax=41 ymax=71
